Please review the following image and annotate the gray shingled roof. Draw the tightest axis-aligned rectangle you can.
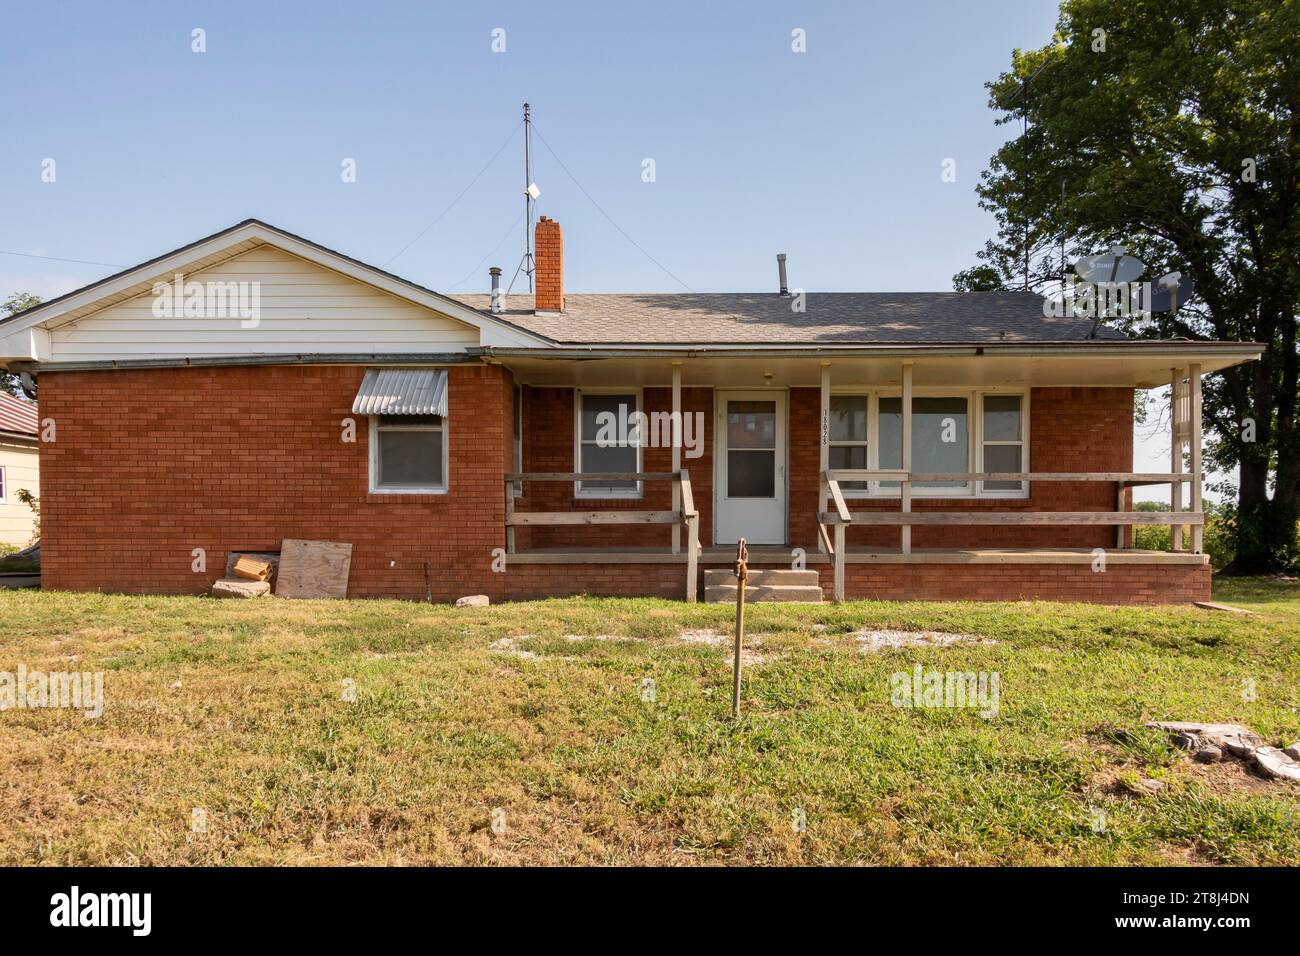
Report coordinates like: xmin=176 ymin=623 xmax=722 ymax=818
xmin=450 ymin=292 xmax=1126 ymax=344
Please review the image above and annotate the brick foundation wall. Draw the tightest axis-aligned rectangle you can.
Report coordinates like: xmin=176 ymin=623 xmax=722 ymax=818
xmin=836 ymin=562 xmax=1210 ymax=604
xmin=499 ymin=561 xmax=1209 ymax=605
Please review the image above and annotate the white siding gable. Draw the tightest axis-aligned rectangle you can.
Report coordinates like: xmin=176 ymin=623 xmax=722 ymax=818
xmin=47 ymin=246 xmax=480 ymax=361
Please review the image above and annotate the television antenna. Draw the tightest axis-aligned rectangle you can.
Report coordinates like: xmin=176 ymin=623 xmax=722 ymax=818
xmin=508 ymin=102 xmax=541 ymax=295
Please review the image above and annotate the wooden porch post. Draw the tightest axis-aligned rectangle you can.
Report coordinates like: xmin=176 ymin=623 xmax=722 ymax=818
xmin=671 ymin=362 xmax=682 ymax=555
xmin=819 ymin=363 xmax=831 ymax=553
xmin=505 ymin=478 xmax=515 ymax=554
xmin=1189 ymin=363 xmax=1204 ymax=554
xmin=680 ymin=467 xmax=698 ymax=602
xmin=1170 ymin=367 xmax=1183 ymax=551
xmin=833 ymin=522 xmax=845 ymax=602
xmin=901 ymin=361 xmax=913 ymax=555
xmin=1115 ymin=483 xmax=1126 ymax=549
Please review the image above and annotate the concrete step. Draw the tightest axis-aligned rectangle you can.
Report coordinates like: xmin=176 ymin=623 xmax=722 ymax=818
xmin=704 ymin=584 xmax=825 ymax=604
xmin=703 ymin=568 xmax=821 ymax=588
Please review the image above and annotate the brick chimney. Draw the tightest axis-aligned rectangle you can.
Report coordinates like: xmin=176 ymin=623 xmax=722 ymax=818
xmin=534 ymin=216 xmax=563 ymax=312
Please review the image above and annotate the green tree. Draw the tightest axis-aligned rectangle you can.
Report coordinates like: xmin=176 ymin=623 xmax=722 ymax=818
xmin=2 ymin=292 xmax=43 ymax=398
xmin=957 ymin=0 xmax=1300 ymax=572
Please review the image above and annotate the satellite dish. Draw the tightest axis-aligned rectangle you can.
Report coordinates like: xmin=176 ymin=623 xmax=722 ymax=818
xmin=1074 ymin=245 xmax=1145 ymax=284
xmin=1135 ymin=271 xmax=1195 ymax=313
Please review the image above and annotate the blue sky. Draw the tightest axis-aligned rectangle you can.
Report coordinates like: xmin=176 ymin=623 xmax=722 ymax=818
xmin=1 ymin=0 xmax=1062 ymax=302
xmin=0 ymin=0 xmax=1187 ymax=492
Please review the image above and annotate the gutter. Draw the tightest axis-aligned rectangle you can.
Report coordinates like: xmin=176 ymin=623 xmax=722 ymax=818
xmin=479 ymin=341 xmax=1265 ymax=361
xmin=5 ymin=340 xmax=1263 ymax=374
xmin=5 ymin=352 xmax=484 ymax=374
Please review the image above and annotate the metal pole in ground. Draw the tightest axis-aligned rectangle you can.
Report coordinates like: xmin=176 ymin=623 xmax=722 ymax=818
xmin=732 ymin=538 xmax=748 ymax=719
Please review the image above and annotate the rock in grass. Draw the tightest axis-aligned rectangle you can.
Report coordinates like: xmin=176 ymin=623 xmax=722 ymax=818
xmin=455 ymin=594 xmax=490 ymax=608
xmin=1139 ymin=777 xmax=1166 ymax=793
xmin=1194 ymin=746 xmax=1223 ymax=763
xmin=1284 ymin=743 xmax=1300 ymax=761
xmin=1146 ymin=721 xmax=1261 ymax=757
xmin=1253 ymin=747 xmax=1300 ymax=782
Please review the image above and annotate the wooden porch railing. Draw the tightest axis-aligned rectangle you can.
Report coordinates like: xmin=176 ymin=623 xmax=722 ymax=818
xmin=820 ymin=469 xmax=1204 ymax=601
xmin=503 ymin=470 xmax=701 ymax=602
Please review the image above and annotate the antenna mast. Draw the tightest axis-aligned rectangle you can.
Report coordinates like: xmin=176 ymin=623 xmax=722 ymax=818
xmin=509 ymin=102 xmax=537 ymax=295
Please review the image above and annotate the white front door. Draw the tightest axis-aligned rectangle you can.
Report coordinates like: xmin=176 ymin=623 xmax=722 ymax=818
xmin=715 ymin=390 xmax=787 ymax=545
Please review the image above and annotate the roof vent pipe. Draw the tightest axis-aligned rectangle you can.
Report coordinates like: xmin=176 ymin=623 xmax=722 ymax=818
xmin=777 ymin=253 xmax=789 ymax=296
xmin=489 ymin=266 xmax=503 ymax=314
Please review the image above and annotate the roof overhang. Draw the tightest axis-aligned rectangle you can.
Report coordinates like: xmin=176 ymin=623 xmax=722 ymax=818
xmin=482 ymin=342 xmax=1263 ymax=389
xmin=0 ymin=219 xmax=556 ymax=357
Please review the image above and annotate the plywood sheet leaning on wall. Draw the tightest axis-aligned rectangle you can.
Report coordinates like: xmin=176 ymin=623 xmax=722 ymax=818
xmin=275 ymin=539 xmax=353 ymax=599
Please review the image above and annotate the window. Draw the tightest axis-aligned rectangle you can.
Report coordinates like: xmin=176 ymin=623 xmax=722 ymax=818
xmin=726 ymin=400 xmax=778 ymax=497
xmin=576 ymin=391 xmax=641 ymax=497
xmin=832 ymin=389 xmax=1026 ymax=498
xmin=828 ymin=395 xmax=869 ymax=491
xmin=371 ymin=414 xmax=446 ymax=492
xmin=878 ymin=396 xmax=971 ymax=492
xmin=980 ymin=394 xmax=1025 ymax=494
xmin=0 ymin=465 xmax=5 ymax=502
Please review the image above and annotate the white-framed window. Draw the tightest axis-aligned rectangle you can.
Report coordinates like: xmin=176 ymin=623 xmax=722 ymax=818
xmin=828 ymin=394 xmax=870 ymax=492
xmin=978 ymin=393 xmax=1027 ymax=496
xmin=369 ymin=414 xmax=448 ymax=493
xmin=575 ymin=389 xmax=642 ymax=498
xmin=830 ymin=389 xmax=1028 ymax=499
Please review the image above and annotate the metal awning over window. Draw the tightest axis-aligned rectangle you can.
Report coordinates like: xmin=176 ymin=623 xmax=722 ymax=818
xmin=352 ymin=368 xmax=448 ymax=417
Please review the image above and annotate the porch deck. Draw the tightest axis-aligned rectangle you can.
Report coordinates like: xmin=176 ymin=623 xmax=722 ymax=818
xmin=506 ymin=546 xmax=1207 ymax=566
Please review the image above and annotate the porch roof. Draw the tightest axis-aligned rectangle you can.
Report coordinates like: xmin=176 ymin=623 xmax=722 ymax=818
xmin=488 ymin=342 xmax=1262 ymax=390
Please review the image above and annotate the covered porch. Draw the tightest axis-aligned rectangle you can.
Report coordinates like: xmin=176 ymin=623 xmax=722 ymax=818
xmin=490 ymin=343 xmax=1254 ymax=602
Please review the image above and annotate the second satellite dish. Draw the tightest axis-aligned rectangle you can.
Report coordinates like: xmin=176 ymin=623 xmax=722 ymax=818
xmin=1134 ymin=272 xmax=1196 ymax=313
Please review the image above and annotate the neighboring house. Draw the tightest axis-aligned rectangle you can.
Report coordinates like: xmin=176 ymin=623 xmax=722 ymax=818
xmin=0 ymin=219 xmax=1262 ymax=603
xmin=0 ymin=391 xmax=39 ymax=547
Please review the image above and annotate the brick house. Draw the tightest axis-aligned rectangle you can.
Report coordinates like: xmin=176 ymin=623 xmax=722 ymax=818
xmin=0 ymin=219 xmax=1261 ymax=603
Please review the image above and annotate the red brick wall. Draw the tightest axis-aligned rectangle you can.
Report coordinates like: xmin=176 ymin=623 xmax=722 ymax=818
xmin=488 ymin=560 xmax=1209 ymax=605
xmin=836 ymin=562 xmax=1209 ymax=604
xmin=515 ymin=386 xmax=713 ymax=550
xmin=38 ymin=367 xmax=1182 ymax=603
xmin=526 ymin=384 xmax=1133 ymax=551
xmin=791 ymin=386 xmax=1135 ymax=549
xmin=39 ymin=363 xmax=516 ymax=600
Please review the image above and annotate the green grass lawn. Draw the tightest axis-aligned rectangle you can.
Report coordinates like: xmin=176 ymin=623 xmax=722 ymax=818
xmin=0 ymin=578 xmax=1297 ymax=866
